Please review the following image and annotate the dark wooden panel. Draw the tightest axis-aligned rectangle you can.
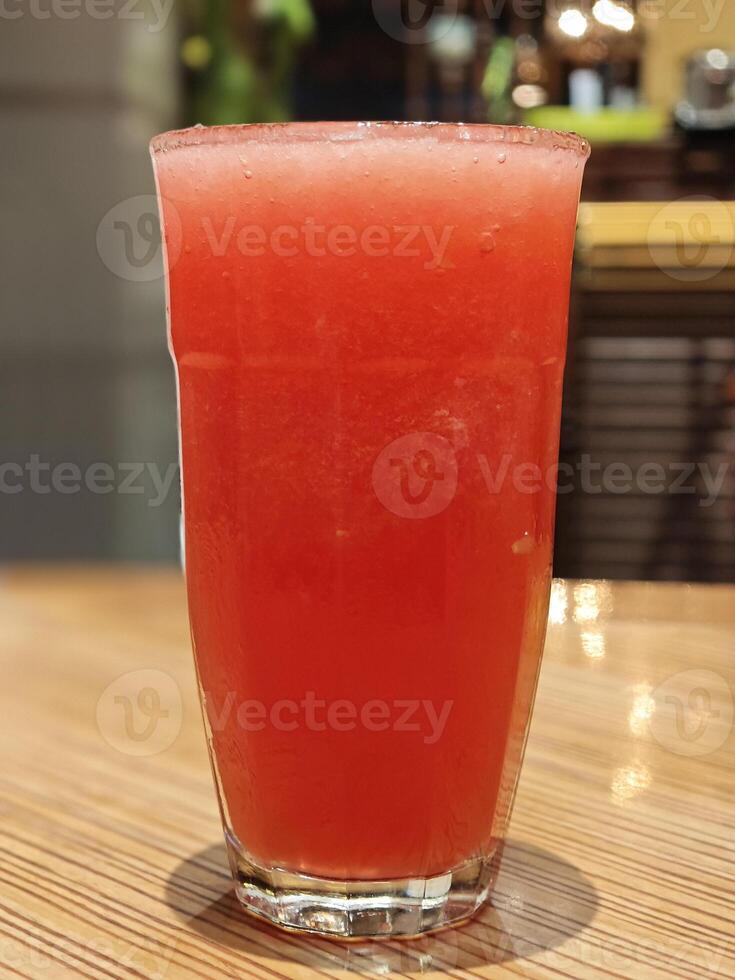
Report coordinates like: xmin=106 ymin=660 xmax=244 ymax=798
xmin=566 ymin=429 xmax=734 ymax=453
xmin=558 ymin=262 xmax=735 ymax=582
xmin=581 ymin=291 xmax=735 ymax=318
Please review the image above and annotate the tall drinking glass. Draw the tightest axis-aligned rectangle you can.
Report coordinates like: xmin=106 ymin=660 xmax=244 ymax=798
xmin=151 ymin=122 xmax=588 ymax=938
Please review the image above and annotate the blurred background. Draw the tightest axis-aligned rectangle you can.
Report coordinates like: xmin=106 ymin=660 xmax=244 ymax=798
xmin=2 ymin=0 xmax=734 ymax=581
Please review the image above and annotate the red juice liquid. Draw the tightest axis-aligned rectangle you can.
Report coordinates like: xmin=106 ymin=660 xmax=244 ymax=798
xmin=153 ymin=123 xmax=587 ymax=882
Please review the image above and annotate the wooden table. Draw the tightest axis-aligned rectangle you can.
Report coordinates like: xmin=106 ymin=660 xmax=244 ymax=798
xmin=1 ymin=568 xmax=733 ymax=979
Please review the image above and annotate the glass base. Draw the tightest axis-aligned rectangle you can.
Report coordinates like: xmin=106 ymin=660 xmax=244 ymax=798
xmin=225 ymin=828 xmax=501 ymax=938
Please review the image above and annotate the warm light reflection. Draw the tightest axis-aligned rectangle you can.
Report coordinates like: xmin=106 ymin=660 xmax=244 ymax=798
xmin=549 ymin=580 xmax=568 ymax=625
xmin=558 ymin=8 xmax=589 ymax=37
xmin=628 ymin=684 xmax=656 ymax=737
xmin=611 ymin=763 xmax=651 ymax=805
xmin=573 ymin=582 xmax=601 ymax=624
xmin=512 ymin=84 xmax=547 ymax=109
xmin=581 ymin=630 xmax=606 ymax=660
xmin=592 ymin=0 xmax=635 ymax=31
xmin=706 ymin=48 xmax=729 ymax=70
xmin=180 ymin=35 xmax=212 ymax=70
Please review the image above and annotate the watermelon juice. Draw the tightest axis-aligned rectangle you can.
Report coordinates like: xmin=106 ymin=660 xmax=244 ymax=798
xmin=151 ymin=122 xmax=588 ymax=937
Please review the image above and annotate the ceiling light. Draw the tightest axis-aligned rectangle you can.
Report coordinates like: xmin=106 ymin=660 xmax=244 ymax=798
xmin=558 ymin=8 xmax=589 ymax=38
xmin=592 ymin=0 xmax=635 ymax=32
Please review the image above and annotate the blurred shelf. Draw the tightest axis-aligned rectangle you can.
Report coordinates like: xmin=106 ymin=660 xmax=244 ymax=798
xmin=578 ymin=136 xmax=735 ymax=202
xmin=578 ymin=201 xmax=735 ymax=246
xmin=525 ymin=106 xmax=668 ymax=143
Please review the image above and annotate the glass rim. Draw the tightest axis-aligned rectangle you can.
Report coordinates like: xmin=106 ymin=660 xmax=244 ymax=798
xmin=150 ymin=121 xmax=590 ymax=159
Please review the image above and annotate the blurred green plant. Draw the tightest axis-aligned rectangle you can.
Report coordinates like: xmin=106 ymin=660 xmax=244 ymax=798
xmin=481 ymin=37 xmax=516 ymax=125
xmin=181 ymin=0 xmax=315 ymax=125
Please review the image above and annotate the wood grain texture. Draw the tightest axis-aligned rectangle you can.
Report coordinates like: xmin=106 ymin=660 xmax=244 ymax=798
xmin=0 ymin=568 xmax=733 ymax=979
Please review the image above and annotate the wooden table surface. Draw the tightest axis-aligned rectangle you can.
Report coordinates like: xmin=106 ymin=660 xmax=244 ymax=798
xmin=1 ymin=568 xmax=733 ymax=979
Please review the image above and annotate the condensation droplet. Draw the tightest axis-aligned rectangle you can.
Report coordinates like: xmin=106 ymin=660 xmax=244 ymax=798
xmin=479 ymin=231 xmax=495 ymax=254
xmin=184 ymin=245 xmax=192 ymax=254
xmin=244 ymin=169 xmax=253 ymax=179
xmin=473 ymin=155 xmax=479 ymax=164
xmin=222 ymin=271 xmax=231 ymax=280
xmin=497 ymin=152 xmax=506 ymax=164
xmin=512 ymin=533 xmax=535 ymax=555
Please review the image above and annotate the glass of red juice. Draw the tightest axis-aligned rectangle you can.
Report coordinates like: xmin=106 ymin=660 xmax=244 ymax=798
xmin=151 ymin=122 xmax=588 ymax=938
